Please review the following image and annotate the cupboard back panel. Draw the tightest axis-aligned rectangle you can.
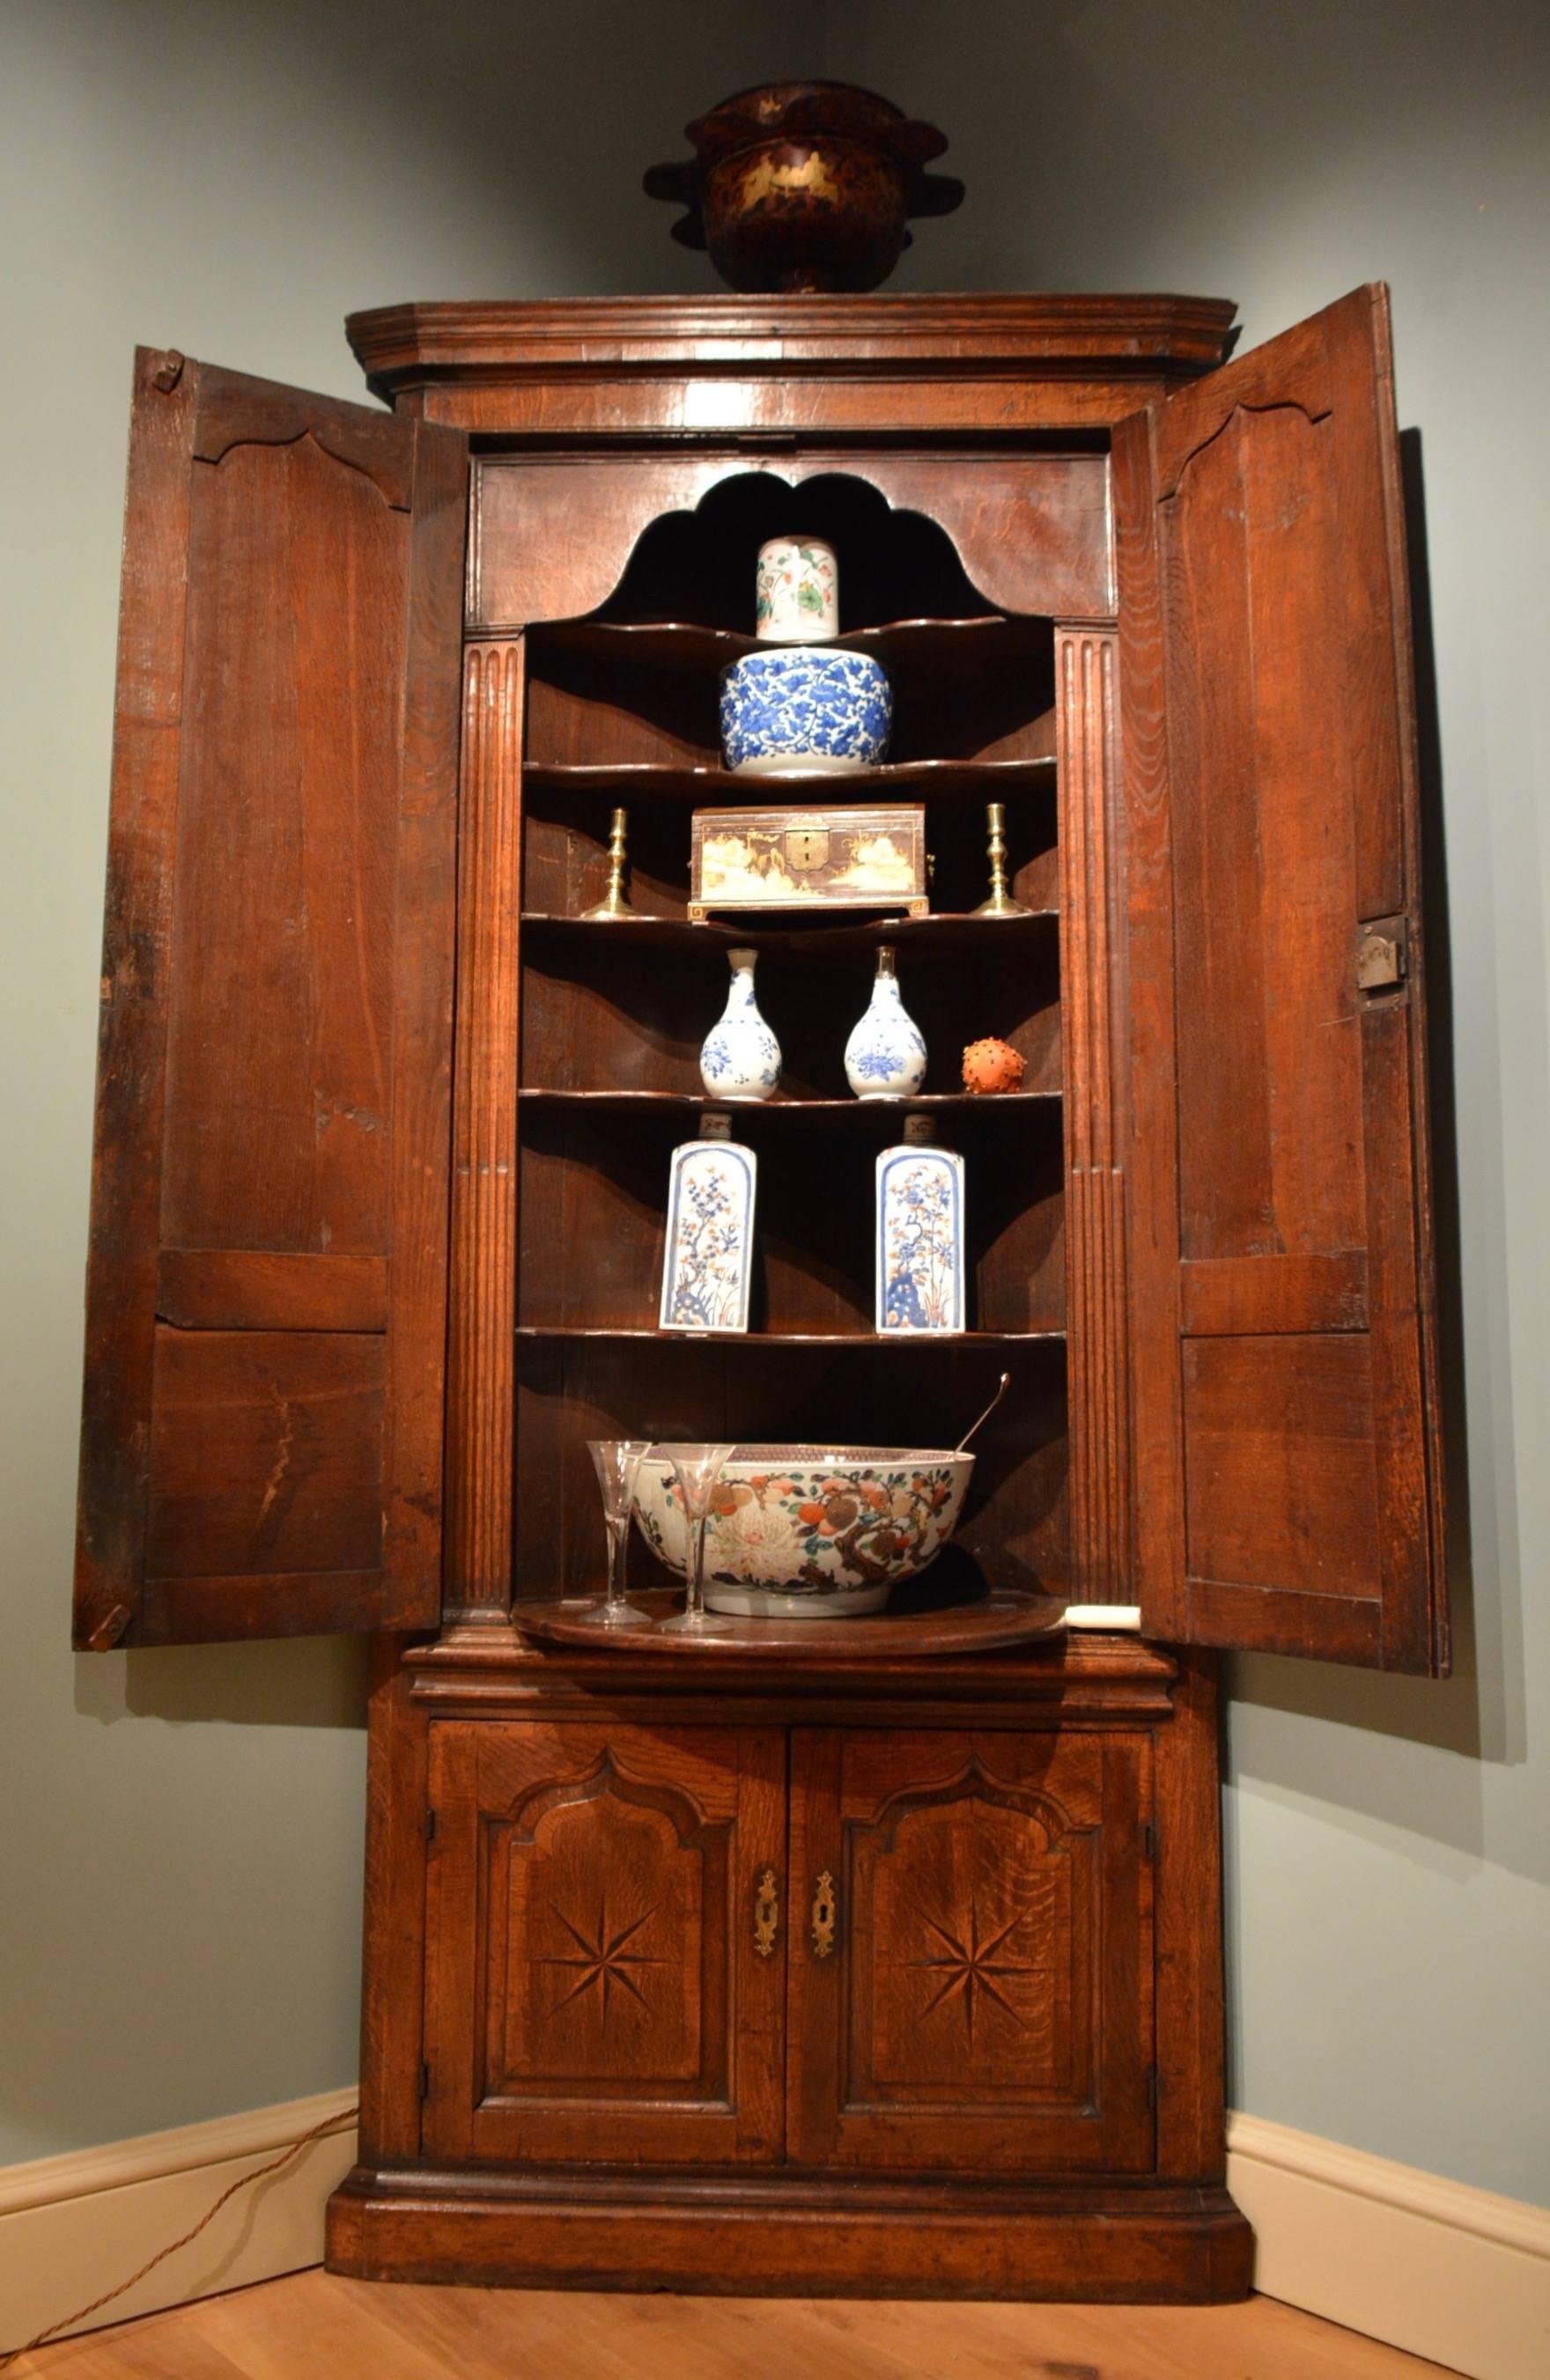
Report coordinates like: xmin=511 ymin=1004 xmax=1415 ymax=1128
xmin=518 ymin=931 xmax=1063 ymax=1102
xmin=521 ymin=785 xmax=1059 ymax=924
xmin=524 ymin=652 xmax=1059 ymax=772
xmin=517 ymin=1099 xmax=1065 ymax=1337
xmin=514 ymin=1336 xmax=1068 ymax=1603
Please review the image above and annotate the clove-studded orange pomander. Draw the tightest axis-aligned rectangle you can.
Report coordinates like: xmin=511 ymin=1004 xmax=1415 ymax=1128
xmin=961 ymin=1036 xmax=1025 ymax=1094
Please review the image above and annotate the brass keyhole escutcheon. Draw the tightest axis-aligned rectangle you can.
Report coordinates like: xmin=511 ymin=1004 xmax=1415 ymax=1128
xmin=810 ymin=1870 xmax=838 ymax=1959
xmin=785 ymin=827 xmax=830 ymax=873
xmin=753 ymin=1867 xmax=780 ymax=1958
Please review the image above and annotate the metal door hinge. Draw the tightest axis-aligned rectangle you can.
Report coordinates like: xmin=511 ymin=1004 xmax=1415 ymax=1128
xmin=1355 ymin=916 xmax=1408 ymax=992
xmin=1140 ymin=1820 xmax=1158 ymax=1861
xmin=424 ymin=1807 xmax=437 ymax=1844
xmin=1147 ymin=2067 xmax=1160 ymax=2111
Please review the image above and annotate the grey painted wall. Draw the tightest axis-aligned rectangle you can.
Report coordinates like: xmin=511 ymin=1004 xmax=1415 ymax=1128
xmin=4 ymin=0 xmax=1546 ymax=2206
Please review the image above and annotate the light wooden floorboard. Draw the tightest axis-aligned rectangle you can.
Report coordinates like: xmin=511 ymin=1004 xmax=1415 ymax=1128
xmin=12 ymin=2267 xmax=1461 ymax=2379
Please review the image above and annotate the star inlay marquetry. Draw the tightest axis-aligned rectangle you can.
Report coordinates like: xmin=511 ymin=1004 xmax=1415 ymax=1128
xmin=536 ymin=1895 xmax=661 ymax=2026
xmin=904 ymin=1905 xmax=1033 ymax=2049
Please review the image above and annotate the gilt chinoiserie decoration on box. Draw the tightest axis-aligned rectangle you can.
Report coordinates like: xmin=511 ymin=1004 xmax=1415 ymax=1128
xmin=690 ymin=805 xmax=926 ymax=920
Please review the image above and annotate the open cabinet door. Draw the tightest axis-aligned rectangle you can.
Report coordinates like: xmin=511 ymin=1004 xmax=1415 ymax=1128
xmin=74 ymin=349 xmax=466 ymax=1647
xmin=1113 ymin=284 xmax=1446 ymax=1671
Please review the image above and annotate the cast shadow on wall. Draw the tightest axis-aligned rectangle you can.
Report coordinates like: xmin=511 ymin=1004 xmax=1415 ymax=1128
xmin=1228 ymin=431 xmax=1527 ymax=1869
xmin=74 ymin=1633 xmax=370 ymax=1729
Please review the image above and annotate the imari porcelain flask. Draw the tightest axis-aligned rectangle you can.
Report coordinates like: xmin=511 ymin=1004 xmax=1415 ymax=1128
xmin=698 ymin=947 xmax=782 ymax=1099
xmin=876 ymin=1115 xmax=966 ymax=1334
xmin=844 ymin=944 xmax=927 ymax=1098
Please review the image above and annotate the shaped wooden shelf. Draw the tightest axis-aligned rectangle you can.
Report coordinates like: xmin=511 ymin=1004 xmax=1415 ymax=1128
xmin=514 ymin=1325 xmax=1064 ymax=1345
xmin=522 ymin=757 xmax=1056 ymax=800
xmin=528 ymin=614 xmax=1046 ymax=683
xmin=516 ymin=1585 xmax=1069 ymax=1657
xmin=514 ymin=1086 xmax=1060 ymax=1117
xmin=518 ymin=910 xmax=1058 ymax=960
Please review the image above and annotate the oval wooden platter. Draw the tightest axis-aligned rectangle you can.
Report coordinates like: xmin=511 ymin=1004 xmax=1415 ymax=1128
xmin=516 ymin=1586 xmax=1067 ymax=1658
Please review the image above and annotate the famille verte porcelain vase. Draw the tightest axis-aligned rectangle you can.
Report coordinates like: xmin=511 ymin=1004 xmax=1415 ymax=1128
xmin=845 ymin=945 xmax=926 ymax=1098
xmin=720 ymin=648 xmax=892 ymax=773
xmin=876 ymin=1119 xmax=965 ymax=1334
xmin=699 ymin=947 xmax=782 ymax=1099
xmin=755 ymin=535 xmax=838 ymax=641
xmin=660 ymin=1116 xmax=757 ymax=1333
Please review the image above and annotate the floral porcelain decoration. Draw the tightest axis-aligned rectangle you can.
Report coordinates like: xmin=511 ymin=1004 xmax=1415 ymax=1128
xmin=755 ymin=535 xmax=839 ymax=642
xmin=632 ymin=1443 xmax=974 ymax=1617
xmin=660 ymin=1136 xmax=756 ymax=1332
xmin=699 ymin=947 xmax=781 ymax=1099
xmin=876 ymin=1141 xmax=965 ymax=1333
xmin=720 ymin=648 xmax=892 ymax=774
xmin=845 ymin=944 xmax=926 ymax=1098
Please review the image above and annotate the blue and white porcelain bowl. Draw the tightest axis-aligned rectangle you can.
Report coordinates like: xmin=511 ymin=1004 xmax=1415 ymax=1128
xmin=720 ymin=647 xmax=893 ymax=774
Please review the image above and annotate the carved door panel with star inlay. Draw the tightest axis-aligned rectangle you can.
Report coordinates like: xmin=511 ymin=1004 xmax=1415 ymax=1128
xmin=423 ymin=1721 xmax=786 ymax=2164
xmin=787 ymin=1728 xmax=1155 ymax=2173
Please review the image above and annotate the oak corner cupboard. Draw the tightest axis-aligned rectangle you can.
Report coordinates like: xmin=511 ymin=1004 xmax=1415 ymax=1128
xmin=75 ymin=285 xmax=1447 ymax=2302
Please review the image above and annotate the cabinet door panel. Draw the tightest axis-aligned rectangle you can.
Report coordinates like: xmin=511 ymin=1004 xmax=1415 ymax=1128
xmin=1114 ymin=283 xmax=1446 ymax=1671
xmin=787 ymin=1729 xmax=1154 ymax=2173
xmin=75 ymin=350 xmax=465 ymax=1647
xmin=424 ymin=1721 xmax=785 ymax=2165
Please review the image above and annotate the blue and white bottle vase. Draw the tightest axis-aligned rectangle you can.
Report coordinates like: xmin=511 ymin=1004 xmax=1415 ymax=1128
xmin=699 ymin=947 xmax=782 ymax=1101
xmin=844 ymin=946 xmax=926 ymax=1099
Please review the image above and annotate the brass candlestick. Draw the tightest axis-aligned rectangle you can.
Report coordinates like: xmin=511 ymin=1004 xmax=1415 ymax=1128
xmin=583 ymin=806 xmax=633 ymax=919
xmin=972 ymin=800 xmax=1029 ymax=917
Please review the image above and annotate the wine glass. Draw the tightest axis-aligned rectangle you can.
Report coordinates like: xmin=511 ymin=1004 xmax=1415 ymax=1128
xmin=576 ymin=1439 xmax=656 ymax=1628
xmin=654 ymin=1441 xmax=736 ymax=1636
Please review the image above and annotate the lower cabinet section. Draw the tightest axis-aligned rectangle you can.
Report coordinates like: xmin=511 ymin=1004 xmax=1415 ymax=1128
xmin=328 ymin=1635 xmax=1253 ymax=2302
xmin=423 ymin=1716 xmax=1154 ymax=2177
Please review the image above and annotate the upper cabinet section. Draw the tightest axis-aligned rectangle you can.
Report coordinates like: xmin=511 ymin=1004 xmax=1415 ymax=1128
xmin=1113 ymin=285 xmax=1447 ymax=1673
xmin=75 ymin=352 xmax=467 ymax=1648
xmin=345 ymin=292 xmax=1238 ymax=440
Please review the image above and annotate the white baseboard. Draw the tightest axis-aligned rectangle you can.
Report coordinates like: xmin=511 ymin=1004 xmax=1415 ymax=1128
xmin=2 ymin=2093 xmax=1546 ymax=2374
xmin=1228 ymin=2111 xmax=1550 ymax=2380
xmin=0 ymin=2089 xmax=358 ymax=2351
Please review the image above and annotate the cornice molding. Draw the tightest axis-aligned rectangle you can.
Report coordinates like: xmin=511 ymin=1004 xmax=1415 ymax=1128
xmin=345 ymin=291 xmax=1238 ymax=402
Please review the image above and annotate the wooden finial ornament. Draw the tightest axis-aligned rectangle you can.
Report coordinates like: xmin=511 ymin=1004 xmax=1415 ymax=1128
xmin=583 ymin=807 xmax=632 ymax=919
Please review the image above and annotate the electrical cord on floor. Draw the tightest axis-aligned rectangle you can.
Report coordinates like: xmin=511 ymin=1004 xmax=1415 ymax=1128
xmin=0 ymin=2103 xmax=359 ymax=2371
